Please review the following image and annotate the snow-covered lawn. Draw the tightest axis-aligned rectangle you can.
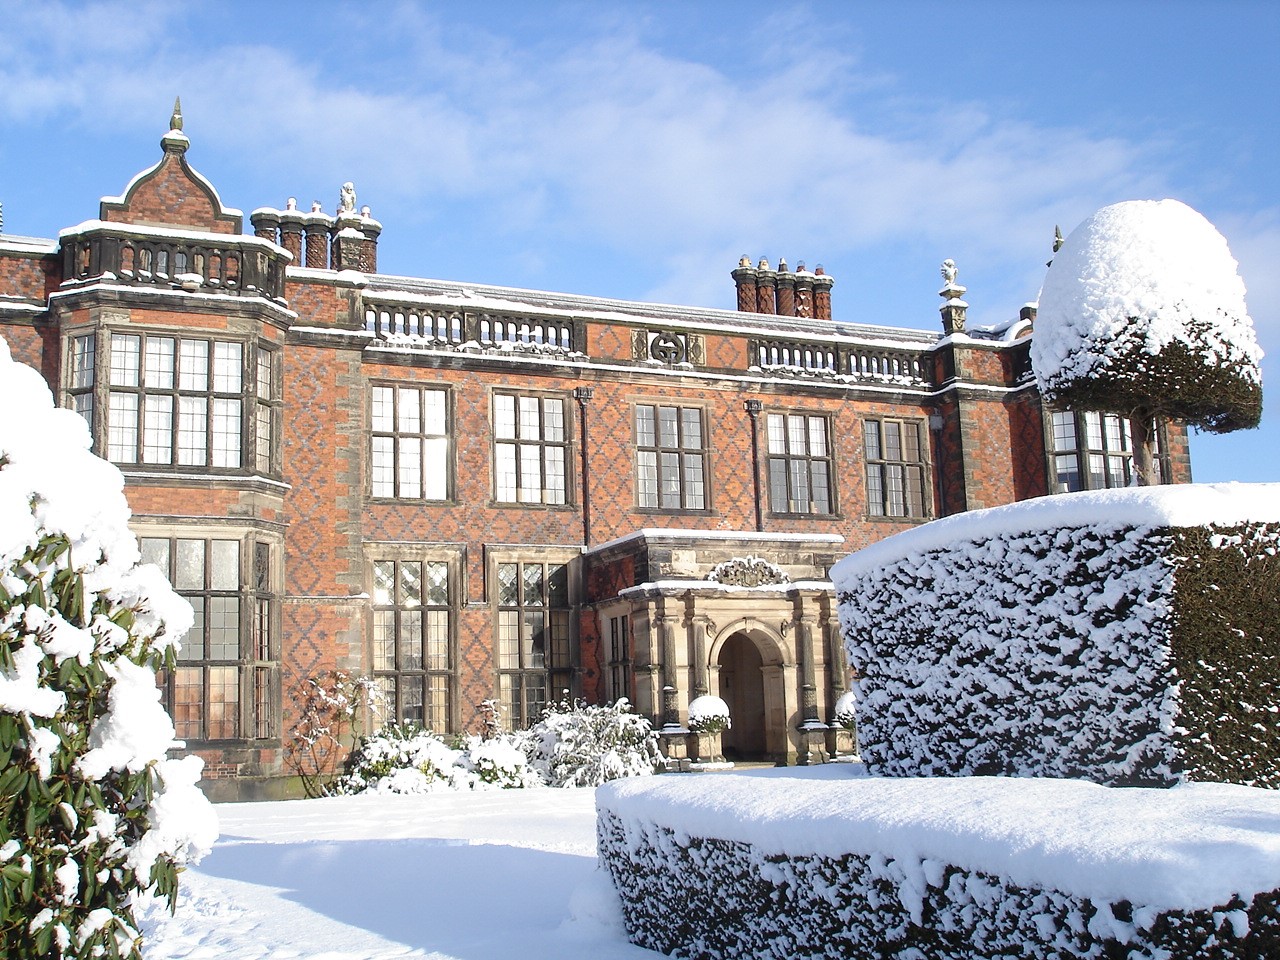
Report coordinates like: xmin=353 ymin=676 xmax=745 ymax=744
xmin=137 ymin=782 xmax=658 ymax=959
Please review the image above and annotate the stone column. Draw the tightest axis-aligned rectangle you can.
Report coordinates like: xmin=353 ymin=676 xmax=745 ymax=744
xmin=794 ymin=598 xmax=827 ymax=765
xmin=332 ymin=212 xmax=366 ymax=271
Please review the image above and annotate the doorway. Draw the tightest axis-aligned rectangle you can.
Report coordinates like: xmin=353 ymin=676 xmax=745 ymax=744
xmin=716 ymin=632 xmax=768 ymax=760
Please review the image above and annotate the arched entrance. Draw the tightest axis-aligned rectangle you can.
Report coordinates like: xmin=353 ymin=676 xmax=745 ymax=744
xmin=716 ymin=633 xmax=768 ymax=760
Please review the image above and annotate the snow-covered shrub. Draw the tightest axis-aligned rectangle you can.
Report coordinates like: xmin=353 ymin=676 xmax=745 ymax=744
xmin=336 ymin=723 xmax=465 ymax=794
xmin=527 ymin=697 xmax=662 ymax=788
xmin=462 ymin=736 xmax=542 ymax=790
xmin=687 ymin=695 xmax=731 ymax=736
xmin=832 ymin=690 xmax=857 ymax=730
xmin=831 ymin=485 xmax=1280 ymax=787
xmin=0 ymin=339 xmax=216 ymax=958
xmin=336 ymin=724 xmax=540 ymax=793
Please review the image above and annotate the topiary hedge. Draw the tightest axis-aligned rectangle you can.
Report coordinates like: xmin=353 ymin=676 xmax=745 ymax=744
xmin=832 ymin=492 xmax=1280 ymax=787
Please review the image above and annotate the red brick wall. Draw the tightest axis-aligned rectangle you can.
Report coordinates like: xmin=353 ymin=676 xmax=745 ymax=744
xmin=101 ymin=152 xmax=237 ymax=234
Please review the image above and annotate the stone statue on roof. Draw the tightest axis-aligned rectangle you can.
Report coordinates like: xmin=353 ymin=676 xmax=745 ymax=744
xmin=941 ymin=259 xmax=958 ymax=286
xmin=338 ymin=182 xmax=357 ymax=215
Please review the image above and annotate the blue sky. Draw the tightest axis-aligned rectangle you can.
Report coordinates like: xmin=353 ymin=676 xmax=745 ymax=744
xmin=2 ymin=0 xmax=1276 ymax=481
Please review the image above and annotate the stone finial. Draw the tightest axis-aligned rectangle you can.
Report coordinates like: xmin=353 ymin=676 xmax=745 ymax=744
xmin=311 ymin=201 xmax=323 ymax=213
xmin=361 ymin=205 xmax=371 ymax=218
xmin=170 ymin=97 xmax=184 ymax=132
xmin=738 ymin=254 xmax=751 ymax=268
xmin=338 ymin=182 xmax=357 ymax=215
xmin=778 ymin=257 xmax=788 ymax=273
xmin=286 ymin=197 xmax=298 ymax=211
xmin=941 ymin=258 xmax=958 ymax=286
xmin=758 ymin=257 xmax=770 ymax=270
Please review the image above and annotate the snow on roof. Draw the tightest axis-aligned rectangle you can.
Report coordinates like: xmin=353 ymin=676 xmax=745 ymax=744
xmin=57 ymin=219 xmax=286 ymax=255
xmin=0 ymin=235 xmax=59 ymax=255
xmin=831 ymin=482 xmax=1280 ymax=584
xmin=1032 ymin=199 xmax=1263 ymax=387
xmin=619 ymin=579 xmax=832 ymax=597
xmin=361 ymin=275 xmax=938 ymax=348
xmin=598 ymin=773 xmax=1280 ymax=911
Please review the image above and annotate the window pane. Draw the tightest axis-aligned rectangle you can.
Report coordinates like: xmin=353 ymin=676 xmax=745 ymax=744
xmin=425 ymin=611 xmax=449 ymax=670
xmin=808 ymin=417 xmax=827 ymax=456
xmin=636 ymin=405 xmax=655 ymax=447
xmin=398 ymin=437 xmax=422 ymax=498
xmin=423 ymin=390 xmax=446 ymax=435
xmin=659 ymin=452 xmax=681 ymax=508
xmin=768 ymin=459 xmax=788 ymax=513
xmin=424 ymin=562 xmax=449 ymax=605
xmin=212 ymin=398 xmax=242 ymax=468
xmin=766 ymin=414 xmax=785 ymax=455
xmin=173 ymin=667 xmax=202 ymax=740
xmin=884 ymin=422 xmax=902 ymax=462
xmin=372 ymin=436 xmax=394 ymax=497
xmin=108 ymin=393 xmax=139 ymax=463
xmin=373 ymin=610 xmax=395 ymax=670
xmin=400 ymin=610 xmax=423 ymax=669
xmin=179 ymin=340 xmax=209 ymax=391
xmin=175 ymin=539 xmax=205 ymax=590
xmin=683 ymin=454 xmax=705 ymax=509
xmin=257 ymin=349 xmax=273 ymax=398
xmin=207 ymin=666 xmax=240 ymax=739
xmin=866 ymin=466 xmax=885 ymax=517
xmin=110 ymin=335 xmax=140 ymax=387
xmin=398 ymin=387 xmax=421 ymax=434
xmin=71 ymin=335 xmax=96 ymax=390
xmin=143 ymin=395 xmax=173 ymax=464
xmin=178 ymin=396 xmax=207 ymax=465
xmin=545 ymin=447 xmax=566 ymax=504
xmin=658 ymin=407 xmax=678 ymax=448
xmin=519 ymin=444 xmax=541 ymax=503
xmin=145 ymin=337 xmax=175 ymax=389
xmin=543 ymin=399 xmax=564 ymax=442
xmin=213 ymin=341 xmax=242 ymax=393
xmin=400 ymin=561 xmax=422 ymax=607
xmin=496 ymin=444 xmax=517 ymax=502
xmin=211 ymin=540 xmax=239 ymax=590
xmin=518 ymin=396 xmax=540 ymax=439
xmin=372 ymin=386 xmax=393 ymax=432
xmin=637 ymin=451 xmax=658 ymax=507
xmin=140 ymin=537 xmax=169 ymax=572
xmin=522 ymin=564 xmax=544 ymax=607
xmin=811 ymin=461 xmax=831 ymax=513
xmin=179 ymin=601 xmax=205 ymax=660
xmin=495 ymin=394 xmax=516 ymax=440
xmin=208 ymin=597 xmax=240 ymax=659
xmin=498 ymin=563 xmax=519 ymax=606
xmin=681 ymin=408 xmax=703 ymax=450
xmin=373 ymin=561 xmax=394 ymax=605
xmin=423 ymin=437 xmax=447 ymax=500
xmin=864 ymin=421 xmax=881 ymax=461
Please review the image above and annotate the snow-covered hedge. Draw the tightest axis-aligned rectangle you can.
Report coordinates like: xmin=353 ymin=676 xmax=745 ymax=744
xmin=337 ymin=698 xmax=662 ymax=794
xmin=0 ymin=339 xmax=216 ymax=957
xmin=831 ymin=485 xmax=1280 ymax=787
xmin=597 ymin=774 xmax=1280 ymax=960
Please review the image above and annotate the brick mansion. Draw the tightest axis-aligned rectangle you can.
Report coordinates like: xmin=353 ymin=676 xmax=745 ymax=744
xmin=0 ymin=106 xmax=1190 ymax=798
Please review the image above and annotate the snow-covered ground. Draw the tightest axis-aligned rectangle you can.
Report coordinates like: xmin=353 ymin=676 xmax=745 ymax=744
xmin=137 ymin=782 xmax=658 ymax=959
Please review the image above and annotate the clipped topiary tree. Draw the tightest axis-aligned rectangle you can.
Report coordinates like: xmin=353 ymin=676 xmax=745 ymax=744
xmin=0 ymin=339 xmax=216 ymax=958
xmin=1032 ymin=199 xmax=1263 ymax=484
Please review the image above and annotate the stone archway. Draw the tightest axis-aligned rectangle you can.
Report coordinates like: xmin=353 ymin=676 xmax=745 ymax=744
xmin=717 ymin=633 xmax=768 ymax=759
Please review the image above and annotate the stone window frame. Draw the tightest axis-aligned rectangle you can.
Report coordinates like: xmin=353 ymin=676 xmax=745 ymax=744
xmin=863 ymin=417 xmax=929 ymax=520
xmin=368 ymin=381 xmax=452 ymax=502
xmin=365 ymin=543 xmax=463 ymax=735
xmin=487 ymin=546 xmax=579 ymax=730
xmin=62 ymin=327 xmax=279 ymax=479
xmin=764 ymin=409 xmax=837 ymax=517
xmin=1047 ymin=410 xmax=1168 ymax=492
xmin=490 ymin=389 xmax=572 ymax=507
xmin=633 ymin=401 xmax=711 ymax=513
xmin=137 ymin=524 xmax=281 ymax=744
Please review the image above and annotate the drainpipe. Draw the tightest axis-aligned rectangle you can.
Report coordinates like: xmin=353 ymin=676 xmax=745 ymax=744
xmin=745 ymin=398 xmax=763 ymax=532
xmin=574 ymin=386 xmax=594 ymax=546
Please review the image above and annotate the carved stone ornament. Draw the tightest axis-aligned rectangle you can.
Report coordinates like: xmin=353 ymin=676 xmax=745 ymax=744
xmin=649 ymin=331 xmax=687 ymax=365
xmin=338 ymin=181 xmax=357 ymax=215
xmin=708 ymin=556 xmax=790 ymax=587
